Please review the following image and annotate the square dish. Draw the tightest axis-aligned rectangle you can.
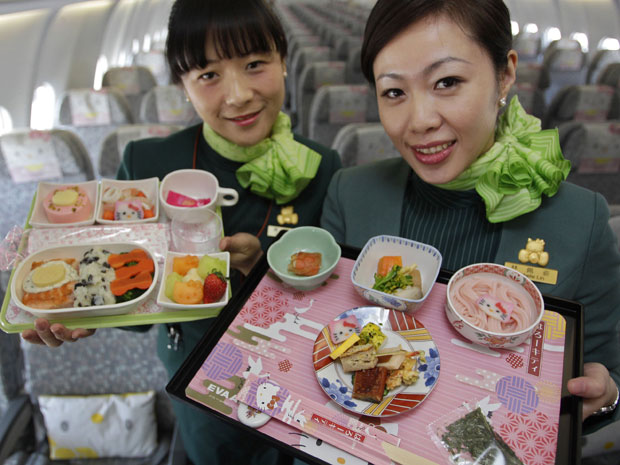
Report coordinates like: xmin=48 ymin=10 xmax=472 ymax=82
xmin=96 ymin=178 xmax=159 ymax=224
xmin=156 ymin=250 xmax=230 ymax=310
xmin=10 ymin=242 xmax=159 ymax=319
xmin=351 ymin=235 xmax=442 ymax=312
xmin=29 ymin=181 xmax=98 ymax=228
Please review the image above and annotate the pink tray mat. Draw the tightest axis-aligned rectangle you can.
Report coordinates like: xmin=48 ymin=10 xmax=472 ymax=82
xmin=187 ymin=257 xmax=566 ymax=465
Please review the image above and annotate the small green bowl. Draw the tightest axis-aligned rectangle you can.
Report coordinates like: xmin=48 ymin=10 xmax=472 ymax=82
xmin=267 ymin=227 xmax=341 ymax=290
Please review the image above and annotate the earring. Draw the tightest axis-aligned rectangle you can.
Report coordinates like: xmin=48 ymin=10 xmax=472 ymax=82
xmin=499 ymin=97 xmax=507 ymax=107
xmin=283 ymin=71 xmax=288 ymax=78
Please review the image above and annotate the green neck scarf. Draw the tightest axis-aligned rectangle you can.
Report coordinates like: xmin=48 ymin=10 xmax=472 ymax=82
xmin=437 ymin=96 xmax=571 ymax=223
xmin=202 ymin=112 xmax=322 ymax=204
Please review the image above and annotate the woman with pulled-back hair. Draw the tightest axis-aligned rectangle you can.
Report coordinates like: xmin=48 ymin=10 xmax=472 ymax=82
xmin=322 ymin=0 xmax=620 ymax=431
xmin=22 ymin=0 xmax=341 ymax=463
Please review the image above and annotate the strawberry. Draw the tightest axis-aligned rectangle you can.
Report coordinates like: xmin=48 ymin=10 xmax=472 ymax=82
xmin=203 ymin=270 xmax=227 ymax=303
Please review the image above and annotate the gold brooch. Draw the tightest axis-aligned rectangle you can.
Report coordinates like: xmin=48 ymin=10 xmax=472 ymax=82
xmin=277 ymin=206 xmax=298 ymax=225
xmin=518 ymin=238 xmax=549 ymax=267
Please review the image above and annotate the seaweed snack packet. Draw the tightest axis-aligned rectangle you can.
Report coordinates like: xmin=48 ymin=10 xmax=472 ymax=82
xmin=428 ymin=405 xmax=524 ymax=465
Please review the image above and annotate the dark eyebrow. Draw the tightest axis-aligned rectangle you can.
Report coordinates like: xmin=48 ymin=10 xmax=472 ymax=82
xmin=376 ymin=56 xmax=472 ymax=81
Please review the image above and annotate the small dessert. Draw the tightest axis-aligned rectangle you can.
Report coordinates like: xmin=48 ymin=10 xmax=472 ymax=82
xmin=164 ymin=254 xmax=228 ymax=305
xmin=288 ymin=251 xmax=322 ymax=276
xmin=352 ymin=366 xmax=389 ymax=403
xmin=43 ymin=186 xmax=92 ymax=224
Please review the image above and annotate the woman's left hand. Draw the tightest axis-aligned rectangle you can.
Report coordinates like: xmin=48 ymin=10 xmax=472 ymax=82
xmin=219 ymin=233 xmax=263 ymax=276
xmin=567 ymin=362 xmax=618 ymax=419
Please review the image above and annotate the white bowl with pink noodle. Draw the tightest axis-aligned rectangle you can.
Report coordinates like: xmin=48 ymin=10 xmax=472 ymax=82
xmin=445 ymin=263 xmax=544 ymax=349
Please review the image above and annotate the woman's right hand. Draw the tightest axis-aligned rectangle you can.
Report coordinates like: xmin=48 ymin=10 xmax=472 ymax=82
xmin=219 ymin=233 xmax=263 ymax=276
xmin=21 ymin=318 xmax=96 ymax=348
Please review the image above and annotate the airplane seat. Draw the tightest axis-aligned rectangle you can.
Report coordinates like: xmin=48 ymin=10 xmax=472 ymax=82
xmin=0 ymin=326 xmax=186 ymax=465
xmin=102 ymin=66 xmax=158 ymax=122
xmin=288 ymin=45 xmax=332 ymax=122
xmin=98 ymin=124 xmax=183 ymax=178
xmin=296 ymin=61 xmax=346 ymax=136
xmin=56 ymin=88 xmax=134 ymax=177
xmin=508 ymin=83 xmax=547 ymax=119
xmin=284 ymin=35 xmax=321 ymax=110
xmin=515 ymin=62 xmax=551 ymax=91
xmin=542 ymin=38 xmax=588 ymax=106
xmin=587 ymin=49 xmax=620 ymax=84
xmin=331 ymin=122 xmax=401 ymax=168
xmin=543 ymin=84 xmax=619 ymax=129
xmin=133 ymin=51 xmax=171 ymax=86
xmin=307 ymin=84 xmax=378 ymax=148
xmin=333 ymin=35 xmax=362 ymax=62
xmin=513 ymin=32 xmax=542 ymax=64
xmin=345 ymin=45 xmax=365 ymax=85
xmin=138 ymin=85 xmax=200 ymax=127
xmin=559 ymin=119 xmax=620 ymax=205
xmin=596 ymin=62 xmax=620 ymax=88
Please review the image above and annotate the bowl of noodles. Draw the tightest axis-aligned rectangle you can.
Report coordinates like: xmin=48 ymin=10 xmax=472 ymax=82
xmin=445 ymin=263 xmax=544 ymax=348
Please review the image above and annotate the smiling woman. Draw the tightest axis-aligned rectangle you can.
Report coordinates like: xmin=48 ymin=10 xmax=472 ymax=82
xmin=321 ymin=0 xmax=620 ymax=440
xmin=20 ymin=0 xmax=342 ymax=463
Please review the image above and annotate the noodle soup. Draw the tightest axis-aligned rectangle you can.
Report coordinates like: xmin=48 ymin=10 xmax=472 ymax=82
xmin=445 ymin=263 xmax=544 ymax=348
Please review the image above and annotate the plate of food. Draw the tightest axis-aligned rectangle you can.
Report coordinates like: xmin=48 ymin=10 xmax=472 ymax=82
xmin=10 ymin=242 xmax=159 ymax=319
xmin=312 ymin=306 xmax=440 ymax=417
xmin=96 ymin=178 xmax=159 ymax=224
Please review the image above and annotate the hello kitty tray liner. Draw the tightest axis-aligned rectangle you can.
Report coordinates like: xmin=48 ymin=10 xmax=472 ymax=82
xmin=171 ymin=251 xmax=582 ymax=465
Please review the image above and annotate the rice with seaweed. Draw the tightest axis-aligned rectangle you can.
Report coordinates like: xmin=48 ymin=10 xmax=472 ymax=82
xmin=73 ymin=247 xmax=117 ymax=307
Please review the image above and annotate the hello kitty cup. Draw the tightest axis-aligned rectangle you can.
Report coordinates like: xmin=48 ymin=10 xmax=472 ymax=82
xmin=160 ymin=169 xmax=239 ymax=222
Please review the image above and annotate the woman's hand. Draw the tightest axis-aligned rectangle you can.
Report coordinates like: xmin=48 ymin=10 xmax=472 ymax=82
xmin=219 ymin=233 xmax=263 ymax=276
xmin=21 ymin=318 xmax=95 ymax=348
xmin=567 ymin=362 xmax=619 ymax=419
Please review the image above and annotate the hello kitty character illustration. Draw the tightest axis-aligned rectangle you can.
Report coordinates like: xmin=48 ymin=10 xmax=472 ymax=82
xmin=114 ymin=200 xmax=144 ymax=221
xmin=477 ymin=294 xmax=514 ymax=322
xmin=328 ymin=315 xmax=360 ymax=344
xmin=254 ymin=380 xmax=285 ymax=413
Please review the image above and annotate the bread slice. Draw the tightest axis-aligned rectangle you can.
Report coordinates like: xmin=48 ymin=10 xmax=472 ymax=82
xmin=352 ymin=366 xmax=389 ymax=403
xmin=340 ymin=343 xmax=377 ymax=372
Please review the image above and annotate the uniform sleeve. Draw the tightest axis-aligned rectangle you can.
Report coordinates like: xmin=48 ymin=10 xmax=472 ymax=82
xmin=579 ymin=193 xmax=620 ymax=430
xmin=320 ymin=169 xmax=346 ymax=244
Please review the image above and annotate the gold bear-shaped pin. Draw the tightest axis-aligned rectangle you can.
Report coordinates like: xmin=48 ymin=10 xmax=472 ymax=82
xmin=518 ymin=238 xmax=549 ymax=267
xmin=277 ymin=206 xmax=298 ymax=225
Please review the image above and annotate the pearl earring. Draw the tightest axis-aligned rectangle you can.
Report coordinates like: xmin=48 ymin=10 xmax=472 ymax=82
xmin=283 ymin=71 xmax=288 ymax=78
xmin=499 ymin=97 xmax=507 ymax=107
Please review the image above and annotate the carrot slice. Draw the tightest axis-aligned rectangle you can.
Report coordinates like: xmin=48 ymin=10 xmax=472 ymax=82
xmin=377 ymin=256 xmax=402 ymax=277
xmin=114 ymin=258 xmax=154 ymax=280
xmin=108 ymin=249 xmax=149 ymax=269
xmin=110 ymin=270 xmax=153 ymax=296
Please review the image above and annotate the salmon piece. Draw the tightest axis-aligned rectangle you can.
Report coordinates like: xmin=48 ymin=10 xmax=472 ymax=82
xmin=288 ymin=252 xmax=322 ymax=276
xmin=22 ymin=281 xmax=75 ymax=309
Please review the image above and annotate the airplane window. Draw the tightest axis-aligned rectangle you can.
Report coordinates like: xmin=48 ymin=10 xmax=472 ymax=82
xmin=571 ymin=33 xmax=589 ymax=53
xmin=542 ymin=27 xmax=562 ymax=48
xmin=598 ymin=37 xmax=620 ymax=51
xmin=0 ymin=106 xmax=13 ymax=136
xmin=94 ymin=55 xmax=109 ymax=90
xmin=132 ymin=39 xmax=140 ymax=55
xmin=524 ymin=23 xmax=539 ymax=34
xmin=30 ymin=83 xmax=55 ymax=130
xmin=511 ymin=21 xmax=519 ymax=36
xmin=143 ymin=33 xmax=152 ymax=53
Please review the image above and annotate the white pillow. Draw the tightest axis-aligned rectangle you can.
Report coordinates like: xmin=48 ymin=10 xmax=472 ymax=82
xmin=38 ymin=391 xmax=157 ymax=460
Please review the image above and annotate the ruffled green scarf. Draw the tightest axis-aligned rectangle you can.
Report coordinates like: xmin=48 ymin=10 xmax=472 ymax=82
xmin=203 ymin=112 xmax=322 ymax=204
xmin=437 ymin=96 xmax=571 ymax=223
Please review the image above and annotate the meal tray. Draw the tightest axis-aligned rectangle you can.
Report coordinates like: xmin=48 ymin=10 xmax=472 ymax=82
xmin=167 ymin=244 xmax=583 ymax=465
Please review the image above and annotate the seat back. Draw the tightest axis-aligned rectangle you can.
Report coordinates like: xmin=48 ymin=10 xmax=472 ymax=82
xmin=138 ymin=85 xmax=200 ymax=126
xmin=543 ymin=84 xmax=619 ymax=129
xmin=596 ymin=62 xmax=620 ymax=88
xmin=98 ymin=124 xmax=182 ymax=178
xmin=102 ymin=66 xmax=158 ymax=121
xmin=133 ymin=50 xmax=171 ymax=86
xmin=560 ymin=120 xmax=620 ymax=204
xmin=542 ymin=38 xmax=587 ymax=104
xmin=308 ymin=84 xmax=378 ymax=147
xmin=345 ymin=45 xmax=365 ymax=84
xmin=289 ymin=46 xmax=332 ymax=117
xmin=587 ymin=49 xmax=620 ymax=84
xmin=331 ymin=122 xmax=400 ymax=168
xmin=55 ymin=88 xmax=134 ymax=175
xmin=296 ymin=61 xmax=346 ymax=136
xmin=508 ymin=83 xmax=547 ymax=119
xmin=0 ymin=129 xmax=95 ymax=238
xmin=513 ymin=32 xmax=542 ymax=63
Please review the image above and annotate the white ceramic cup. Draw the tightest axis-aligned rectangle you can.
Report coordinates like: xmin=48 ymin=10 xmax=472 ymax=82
xmin=160 ymin=169 xmax=239 ymax=221
xmin=170 ymin=209 xmax=223 ymax=253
